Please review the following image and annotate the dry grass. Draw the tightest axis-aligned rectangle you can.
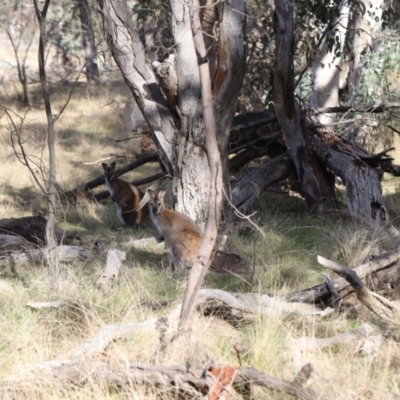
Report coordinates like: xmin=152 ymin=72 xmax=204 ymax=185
xmin=1 ymin=37 xmax=400 ymax=400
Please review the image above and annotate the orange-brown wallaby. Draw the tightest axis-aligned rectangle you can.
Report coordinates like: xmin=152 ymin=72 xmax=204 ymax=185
xmin=102 ymin=162 xmax=152 ymax=228
xmin=148 ymin=189 xmax=203 ymax=271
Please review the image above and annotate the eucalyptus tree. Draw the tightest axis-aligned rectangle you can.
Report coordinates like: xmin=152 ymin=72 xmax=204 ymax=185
xmin=99 ymin=0 xmax=247 ymax=228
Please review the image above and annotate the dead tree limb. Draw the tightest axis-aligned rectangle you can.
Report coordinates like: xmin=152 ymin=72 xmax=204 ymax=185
xmin=317 ymin=255 xmax=396 ymax=322
xmin=96 ymin=249 xmax=126 ymax=290
xmin=66 ymin=153 xmax=159 ymax=198
xmin=287 ymin=247 xmax=400 ymax=304
xmin=71 ymin=289 xmax=332 ymax=362
xmin=231 ymin=153 xmax=293 ymax=212
xmin=0 ymin=246 xmax=93 ymax=270
xmin=0 ymin=216 xmax=71 ymax=247
xmin=292 ymin=323 xmax=375 ymax=352
xmin=309 ymin=102 xmax=400 ymax=115
xmin=229 ymin=102 xmax=400 ymax=133
xmin=236 ymin=364 xmax=319 ymax=400
xmin=3 ymin=360 xmax=320 ymax=400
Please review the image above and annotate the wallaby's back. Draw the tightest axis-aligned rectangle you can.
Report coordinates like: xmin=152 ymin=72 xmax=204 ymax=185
xmin=148 ymin=189 xmax=202 ymax=271
xmin=102 ymin=162 xmax=152 ymax=228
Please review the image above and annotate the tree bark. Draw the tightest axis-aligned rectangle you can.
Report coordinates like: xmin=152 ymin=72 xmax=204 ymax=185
xmin=178 ymin=0 xmax=223 ymax=332
xmin=309 ymin=0 xmax=350 ymax=126
xmin=33 ymin=0 xmax=59 ymax=293
xmin=232 ymin=153 xmax=293 ymax=212
xmin=100 ymin=0 xmax=176 ymax=172
xmin=347 ymin=0 xmax=383 ymax=101
xmin=213 ymin=0 xmax=247 ymax=220
xmin=100 ymin=0 xmax=247 ymax=229
xmin=311 ymin=130 xmax=388 ymax=226
xmin=77 ymin=0 xmax=100 ymax=83
xmin=169 ymin=0 xmax=210 ymax=226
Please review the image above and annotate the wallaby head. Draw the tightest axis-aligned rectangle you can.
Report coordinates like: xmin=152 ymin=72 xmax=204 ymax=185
xmin=147 ymin=188 xmax=203 ymax=272
xmin=101 ymin=162 xmax=153 ymax=229
xmin=148 ymin=189 xmax=166 ymax=216
xmin=102 ymin=162 xmax=117 ymax=182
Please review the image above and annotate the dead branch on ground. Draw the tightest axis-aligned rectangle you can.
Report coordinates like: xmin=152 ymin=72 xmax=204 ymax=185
xmin=3 ymin=360 xmax=320 ymax=400
xmin=317 ymin=255 xmax=397 ymax=323
xmin=0 ymin=245 xmax=93 ymax=270
xmin=96 ymin=249 xmax=126 ymax=290
xmin=287 ymin=247 xmax=400 ymax=304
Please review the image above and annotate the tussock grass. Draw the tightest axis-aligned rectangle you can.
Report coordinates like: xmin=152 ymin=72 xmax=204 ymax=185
xmin=1 ymin=72 xmax=400 ymax=398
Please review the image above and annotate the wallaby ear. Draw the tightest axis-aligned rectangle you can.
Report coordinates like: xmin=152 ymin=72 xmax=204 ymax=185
xmin=148 ymin=189 xmax=156 ymax=199
xmin=102 ymin=163 xmax=108 ymax=171
xmin=158 ymin=190 xmax=166 ymax=201
xmin=110 ymin=162 xmax=116 ymax=171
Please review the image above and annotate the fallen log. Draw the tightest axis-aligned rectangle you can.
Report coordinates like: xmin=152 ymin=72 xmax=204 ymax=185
xmin=291 ymin=323 xmax=379 ymax=373
xmin=96 ymin=249 xmax=126 ymax=290
xmin=0 ymin=216 xmax=71 ymax=247
xmin=0 ymin=234 xmax=32 ymax=251
xmin=292 ymin=323 xmax=375 ymax=352
xmin=4 ymin=360 xmax=320 ymax=400
xmin=71 ymin=289 xmax=332 ymax=362
xmin=0 ymin=245 xmax=94 ymax=269
xmin=231 ymin=153 xmax=293 ymax=212
xmin=26 ymin=300 xmax=66 ymax=309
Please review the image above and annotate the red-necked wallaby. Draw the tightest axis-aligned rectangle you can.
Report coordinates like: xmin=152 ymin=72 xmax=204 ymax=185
xmin=102 ymin=162 xmax=152 ymax=228
xmin=148 ymin=189 xmax=203 ymax=271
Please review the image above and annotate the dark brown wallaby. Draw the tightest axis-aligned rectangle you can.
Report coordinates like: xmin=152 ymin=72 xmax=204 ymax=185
xmin=102 ymin=162 xmax=152 ymax=228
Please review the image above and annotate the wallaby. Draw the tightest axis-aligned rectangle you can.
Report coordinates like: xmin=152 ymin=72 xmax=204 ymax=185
xmin=102 ymin=162 xmax=152 ymax=228
xmin=148 ymin=189 xmax=203 ymax=271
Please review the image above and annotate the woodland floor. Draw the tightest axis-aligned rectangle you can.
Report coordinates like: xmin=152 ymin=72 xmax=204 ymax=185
xmin=1 ymin=38 xmax=400 ymax=399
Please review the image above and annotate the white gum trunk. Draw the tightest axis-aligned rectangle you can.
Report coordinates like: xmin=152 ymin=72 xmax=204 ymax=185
xmin=310 ymin=0 xmax=350 ymax=126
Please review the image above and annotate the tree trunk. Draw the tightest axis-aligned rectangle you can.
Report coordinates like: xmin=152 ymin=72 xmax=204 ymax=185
xmin=347 ymin=0 xmax=383 ymax=101
xmin=168 ymin=0 xmax=210 ymax=226
xmin=346 ymin=0 xmax=383 ymax=143
xmin=309 ymin=0 xmax=350 ymax=126
xmin=77 ymin=0 xmax=100 ymax=83
xmin=33 ymin=0 xmax=59 ymax=293
xmin=213 ymin=0 xmax=247 ymax=220
xmin=100 ymin=0 xmax=247 ymax=228
xmin=100 ymin=0 xmax=176 ymax=172
xmin=179 ymin=0 xmax=223 ymax=333
xmin=273 ymin=0 xmax=336 ymax=211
